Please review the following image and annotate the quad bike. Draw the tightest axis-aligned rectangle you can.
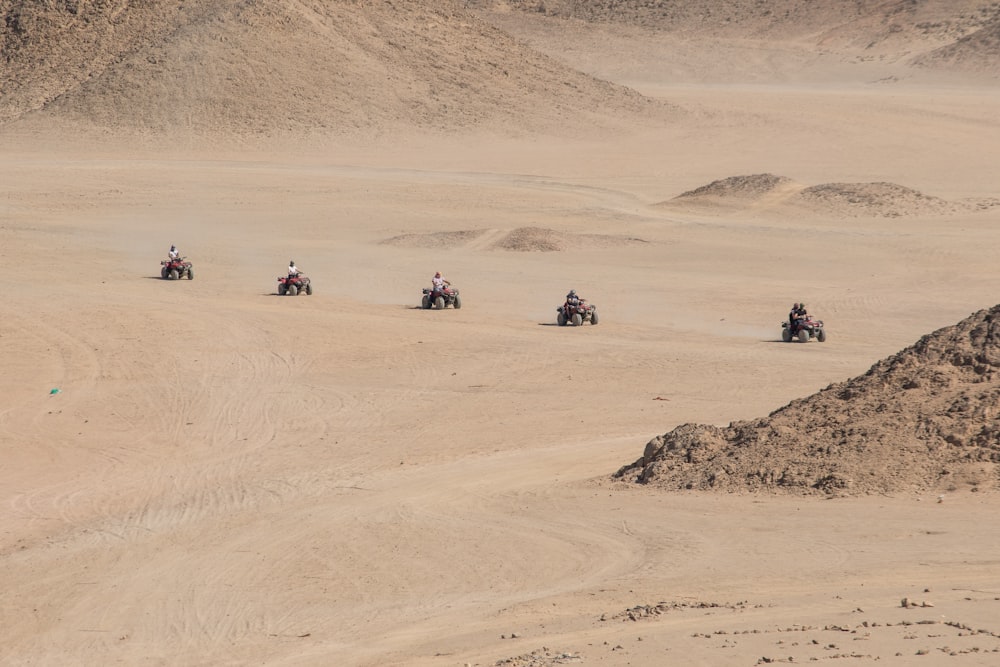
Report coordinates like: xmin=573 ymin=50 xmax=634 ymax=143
xmin=161 ymin=257 xmax=194 ymax=280
xmin=782 ymin=316 xmax=826 ymax=343
xmin=557 ymin=299 xmax=598 ymax=326
xmin=277 ymin=274 xmax=312 ymax=296
xmin=421 ymin=285 xmax=461 ymax=309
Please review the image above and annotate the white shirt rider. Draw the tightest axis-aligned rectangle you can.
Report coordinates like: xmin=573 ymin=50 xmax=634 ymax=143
xmin=168 ymin=246 xmax=180 ymax=260
xmin=432 ymin=273 xmax=448 ymax=291
xmin=288 ymin=262 xmax=300 ymax=277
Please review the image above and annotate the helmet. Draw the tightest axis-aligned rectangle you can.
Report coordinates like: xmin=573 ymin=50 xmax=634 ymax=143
xmin=569 ymin=289 xmax=577 ymax=297
xmin=800 ymin=303 xmax=806 ymax=309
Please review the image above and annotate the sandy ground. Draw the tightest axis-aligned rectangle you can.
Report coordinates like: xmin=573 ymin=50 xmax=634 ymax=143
xmin=4 ymin=22 xmax=1000 ymax=667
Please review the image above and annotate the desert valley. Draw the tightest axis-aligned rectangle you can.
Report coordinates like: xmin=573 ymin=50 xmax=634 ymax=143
xmin=3 ymin=1 xmax=1000 ymax=665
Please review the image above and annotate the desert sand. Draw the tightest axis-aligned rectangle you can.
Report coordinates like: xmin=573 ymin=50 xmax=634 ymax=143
xmin=2 ymin=1 xmax=1000 ymax=665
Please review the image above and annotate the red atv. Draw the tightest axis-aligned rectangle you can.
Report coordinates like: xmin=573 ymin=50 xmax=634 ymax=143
xmin=557 ymin=299 xmax=598 ymax=326
xmin=161 ymin=257 xmax=193 ymax=280
xmin=421 ymin=285 xmax=461 ymax=309
xmin=277 ymin=274 xmax=312 ymax=296
xmin=782 ymin=316 xmax=826 ymax=342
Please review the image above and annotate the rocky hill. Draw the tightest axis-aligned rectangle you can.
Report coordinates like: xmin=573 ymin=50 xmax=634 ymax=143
xmin=472 ymin=0 xmax=1000 ymax=70
xmin=615 ymin=305 xmax=1000 ymax=496
xmin=0 ymin=0 xmax=666 ymax=138
xmin=913 ymin=16 xmax=1000 ymax=72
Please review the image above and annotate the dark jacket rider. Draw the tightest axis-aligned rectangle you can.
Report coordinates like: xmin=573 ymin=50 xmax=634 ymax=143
xmin=790 ymin=302 xmax=808 ymax=328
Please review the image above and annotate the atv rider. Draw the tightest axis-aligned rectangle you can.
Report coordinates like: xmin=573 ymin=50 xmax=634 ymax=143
xmin=566 ymin=289 xmax=583 ymax=307
xmin=168 ymin=245 xmax=180 ymax=261
xmin=431 ymin=271 xmax=450 ymax=292
xmin=287 ymin=261 xmax=301 ymax=279
xmin=789 ymin=302 xmax=808 ymax=331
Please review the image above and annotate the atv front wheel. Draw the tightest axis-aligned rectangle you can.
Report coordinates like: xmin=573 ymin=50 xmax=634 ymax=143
xmin=287 ymin=284 xmax=299 ymax=297
xmin=169 ymin=269 xmax=179 ymax=280
xmin=186 ymin=267 xmax=194 ymax=280
xmin=434 ymin=296 xmax=445 ymax=310
xmin=798 ymin=329 xmax=810 ymax=343
xmin=817 ymin=329 xmax=826 ymax=342
xmin=572 ymin=313 xmax=583 ymax=327
xmin=305 ymin=283 xmax=313 ymax=295
xmin=590 ymin=310 xmax=599 ymax=325
xmin=453 ymin=294 xmax=462 ymax=309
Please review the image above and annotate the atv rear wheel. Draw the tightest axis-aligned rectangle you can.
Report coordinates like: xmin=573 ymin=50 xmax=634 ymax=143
xmin=817 ymin=329 xmax=826 ymax=342
xmin=798 ymin=329 xmax=810 ymax=343
xmin=278 ymin=284 xmax=287 ymax=296
xmin=169 ymin=269 xmax=179 ymax=280
xmin=557 ymin=312 xmax=567 ymax=326
xmin=421 ymin=295 xmax=430 ymax=309
xmin=572 ymin=313 xmax=583 ymax=327
xmin=287 ymin=284 xmax=299 ymax=297
xmin=161 ymin=267 xmax=168 ymax=279
xmin=434 ymin=296 xmax=445 ymax=310
xmin=453 ymin=294 xmax=462 ymax=309
xmin=782 ymin=328 xmax=792 ymax=342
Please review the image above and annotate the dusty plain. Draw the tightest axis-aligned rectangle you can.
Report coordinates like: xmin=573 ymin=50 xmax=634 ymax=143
xmin=2 ymin=3 xmax=1000 ymax=665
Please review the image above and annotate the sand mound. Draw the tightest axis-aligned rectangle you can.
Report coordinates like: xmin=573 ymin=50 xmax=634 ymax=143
xmin=380 ymin=229 xmax=489 ymax=249
xmin=661 ymin=175 xmax=993 ymax=218
xmin=657 ymin=174 xmax=803 ymax=215
xmin=490 ymin=227 xmax=649 ymax=251
xmin=792 ymin=182 xmax=958 ymax=218
xmin=381 ymin=227 xmax=648 ymax=252
xmin=0 ymin=0 xmax=668 ymax=140
xmin=491 ymin=227 xmax=566 ymax=252
xmin=615 ymin=305 xmax=1000 ymax=496
xmin=674 ymin=174 xmax=796 ymax=201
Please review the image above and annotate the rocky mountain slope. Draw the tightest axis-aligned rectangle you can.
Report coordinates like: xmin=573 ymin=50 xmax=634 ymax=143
xmin=0 ymin=0 xmax=666 ymax=137
xmin=472 ymin=0 xmax=1000 ymax=70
